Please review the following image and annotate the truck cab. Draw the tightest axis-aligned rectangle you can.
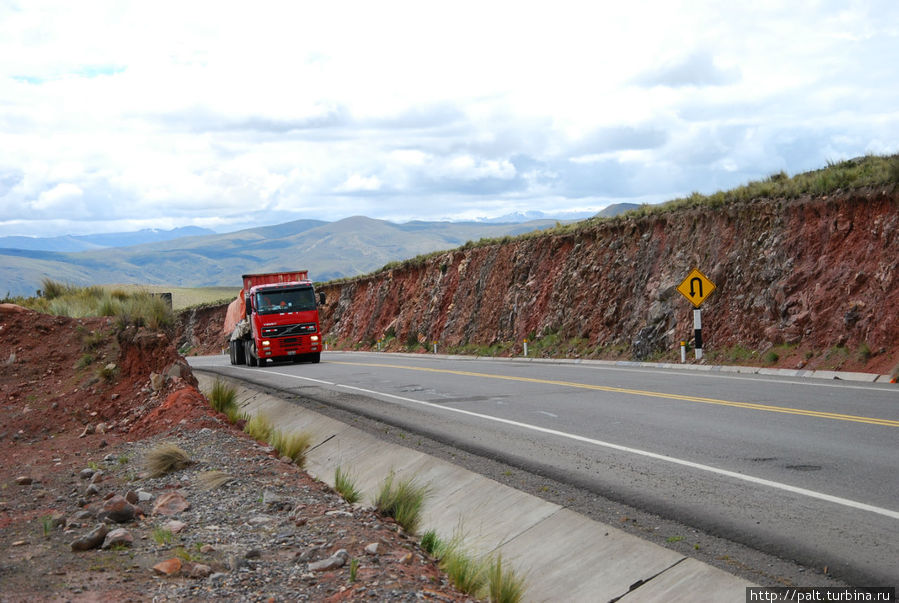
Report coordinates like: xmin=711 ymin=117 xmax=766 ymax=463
xmin=227 ymin=271 xmax=325 ymax=366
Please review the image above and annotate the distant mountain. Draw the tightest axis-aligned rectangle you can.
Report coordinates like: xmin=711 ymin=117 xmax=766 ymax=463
xmin=0 ymin=226 xmax=216 ymax=253
xmin=480 ymin=209 xmax=599 ymax=223
xmin=596 ymin=203 xmax=641 ymax=217
xmin=0 ymin=217 xmax=565 ymax=297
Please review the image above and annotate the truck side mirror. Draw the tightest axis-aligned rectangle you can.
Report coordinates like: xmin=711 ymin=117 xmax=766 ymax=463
xmin=318 ymin=292 xmax=326 ymax=306
xmin=245 ymin=296 xmax=252 ymax=316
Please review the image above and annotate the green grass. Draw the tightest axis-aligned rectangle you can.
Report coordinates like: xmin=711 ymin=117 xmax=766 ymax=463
xmin=243 ymin=413 xmax=275 ymax=443
xmin=40 ymin=515 xmax=54 ymax=538
xmin=373 ymin=473 xmax=429 ymax=534
xmin=420 ymin=529 xmax=442 ymax=556
xmin=152 ymin=527 xmax=175 ymax=545
xmin=145 ymin=442 xmax=194 ymax=478
xmin=487 ymin=554 xmax=526 ymax=603
xmin=101 ymin=284 xmax=239 ymax=311
xmin=242 ymin=411 xmax=311 ymax=467
xmin=441 ymin=545 xmax=488 ymax=596
xmin=334 ymin=466 xmax=362 ymax=504
xmin=420 ymin=530 xmax=527 ymax=601
xmin=20 ymin=279 xmax=175 ymax=329
xmin=270 ymin=430 xmax=313 ymax=467
xmin=206 ymin=378 xmax=243 ymax=423
xmin=76 ymin=354 xmax=94 ymax=370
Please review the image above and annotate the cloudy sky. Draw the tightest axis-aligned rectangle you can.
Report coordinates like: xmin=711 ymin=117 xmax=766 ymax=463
xmin=1 ymin=0 xmax=897 ymax=237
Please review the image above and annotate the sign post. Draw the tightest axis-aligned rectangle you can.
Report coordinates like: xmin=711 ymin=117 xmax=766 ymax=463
xmin=676 ymin=269 xmax=716 ymax=360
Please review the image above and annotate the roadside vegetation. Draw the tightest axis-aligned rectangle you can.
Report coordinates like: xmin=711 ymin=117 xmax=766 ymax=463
xmin=241 ymin=411 xmax=313 ymax=468
xmin=334 ymin=466 xmax=362 ymax=504
xmin=420 ymin=529 xmax=527 ymax=602
xmin=4 ymin=279 xmax=174 ymax=329
xmin=145 ymin=442 xmax=194 ymax=478
xmin=373 ymin=472 xmax=429 ymax=534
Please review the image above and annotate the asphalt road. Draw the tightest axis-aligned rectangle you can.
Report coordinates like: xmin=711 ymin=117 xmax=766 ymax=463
xmin=188 ymin=351 xmax=899 ymax=587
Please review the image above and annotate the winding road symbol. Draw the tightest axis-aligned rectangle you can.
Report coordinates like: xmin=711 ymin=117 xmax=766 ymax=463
xmin=677 ymin=269 xmax=716 ymax=307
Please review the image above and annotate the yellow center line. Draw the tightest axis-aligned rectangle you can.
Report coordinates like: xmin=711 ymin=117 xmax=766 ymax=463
xmin=331 ymin=361 xmax=899 ymax=428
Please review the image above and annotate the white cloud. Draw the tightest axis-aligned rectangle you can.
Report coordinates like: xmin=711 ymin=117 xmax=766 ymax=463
xmin=336 ymin=174 xmax=382 ymax=193
xmin=0 ymin=0 xmax=897 ymax=236
xmin=33 ymin=182 xmax=83 ymax=211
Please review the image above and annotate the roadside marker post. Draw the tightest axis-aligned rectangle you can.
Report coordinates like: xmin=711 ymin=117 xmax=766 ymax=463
xmin=676 ymin=269 xmax=716 ymax=361
xmin=523 ymin=338 xmax=528 ymax=357
xmin=693 ymin=309 xmax=703 ymax=360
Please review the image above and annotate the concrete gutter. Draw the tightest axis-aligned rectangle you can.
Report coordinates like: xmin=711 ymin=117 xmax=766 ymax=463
xmin=195 ymin=373 xmax=754 ymax=602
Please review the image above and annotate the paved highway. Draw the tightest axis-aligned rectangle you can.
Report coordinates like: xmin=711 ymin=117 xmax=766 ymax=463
xmin=189 ymin=351 xmax=899 ymax=586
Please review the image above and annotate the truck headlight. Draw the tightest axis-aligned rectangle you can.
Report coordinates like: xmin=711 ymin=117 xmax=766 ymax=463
xmin=262 ymin=340 xmax=270 ymax=347
xmin=310 ymin=335 xmax=319 ymax=342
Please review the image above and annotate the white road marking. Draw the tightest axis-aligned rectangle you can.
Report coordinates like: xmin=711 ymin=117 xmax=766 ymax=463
xmin=268 ymin=371 xmax=899 ymax=521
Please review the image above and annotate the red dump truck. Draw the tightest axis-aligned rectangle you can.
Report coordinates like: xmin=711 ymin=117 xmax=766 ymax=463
xmin=224 ymin=271 xmax=325 ymax=366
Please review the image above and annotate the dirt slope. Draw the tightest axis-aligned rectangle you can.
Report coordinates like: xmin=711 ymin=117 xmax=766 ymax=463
xmin=316 ymin=188 xmax=898 ymax=376
xmin=0 ymin=305 xmax=477 ymax=601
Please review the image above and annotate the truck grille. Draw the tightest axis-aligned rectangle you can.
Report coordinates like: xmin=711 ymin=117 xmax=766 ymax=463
xmin=260 ymin=323 xmax=317 ymax=337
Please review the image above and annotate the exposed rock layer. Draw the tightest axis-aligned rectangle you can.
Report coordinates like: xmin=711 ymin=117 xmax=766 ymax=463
xmin=318 ymin=189 xmax=899 ymax=374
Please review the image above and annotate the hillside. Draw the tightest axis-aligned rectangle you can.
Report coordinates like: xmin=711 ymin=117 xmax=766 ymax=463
xmin=317 ymin=184 xmax=899 ymax=376
xmin=0 ymin=216 xmax=563 ymax=297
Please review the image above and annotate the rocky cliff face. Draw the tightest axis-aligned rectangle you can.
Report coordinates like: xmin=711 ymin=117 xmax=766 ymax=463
xmin=319 ymin=187 xmax=899 ymax=375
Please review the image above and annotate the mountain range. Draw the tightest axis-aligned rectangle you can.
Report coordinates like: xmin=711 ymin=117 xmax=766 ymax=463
xmin=0 ymin=204 xmax=639 ymax=297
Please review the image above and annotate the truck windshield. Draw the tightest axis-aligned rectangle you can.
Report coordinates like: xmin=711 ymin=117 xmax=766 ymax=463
xmin=255 ymin=287 xmax=316 ymax=314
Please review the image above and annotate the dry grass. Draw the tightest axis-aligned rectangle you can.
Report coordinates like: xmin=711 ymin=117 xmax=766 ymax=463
xmin=271 ymin=430 xmax=313 ymax=467
xmin=196 ymin=470 xmax=235 ymax=490
xmin=145 ymin=442 xmax=194 ymax=478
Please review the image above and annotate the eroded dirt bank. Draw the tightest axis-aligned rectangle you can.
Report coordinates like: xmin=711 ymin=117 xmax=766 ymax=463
xmin=318 ymin=189 xmax=899 ymax=376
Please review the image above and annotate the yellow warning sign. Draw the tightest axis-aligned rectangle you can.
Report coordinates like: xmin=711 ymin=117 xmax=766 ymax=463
xmin=677 ymin=268 xmax=716 ymax=308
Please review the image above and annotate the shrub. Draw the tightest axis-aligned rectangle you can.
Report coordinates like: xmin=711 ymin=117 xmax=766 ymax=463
xmin=373 ymin=473 xmax=429 ymax=534
xmin=145 ymin=442 xmax=194 ymax=478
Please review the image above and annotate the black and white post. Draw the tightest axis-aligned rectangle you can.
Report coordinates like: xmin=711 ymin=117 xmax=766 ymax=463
xmin=693 ymin=308 xmax=703 ymax=360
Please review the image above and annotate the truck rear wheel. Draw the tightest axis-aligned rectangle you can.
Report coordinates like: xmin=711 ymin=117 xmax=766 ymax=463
xmin=229 ymin=340 xmax=245 ymax=365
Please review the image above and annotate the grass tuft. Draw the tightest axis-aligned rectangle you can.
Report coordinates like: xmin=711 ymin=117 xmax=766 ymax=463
xmin=145 ymin=442 xmax=194 ymax=478
xmin=487 ymin=554 xmax=526 ymax=603
xmin=271 ymin=430 xmax=313 ymax=467
xmin=196 ymin=470 xmax=234 ymax=491
xmin=243 ymin=413 xmax=274 ymax=443
xmin=206 ymin=378 xmax=244 ymax=423
xmin=334 ymin=466 xmax=362 ymax=504
xmin=373 ymin=472 xmax=429 ymax=534
xmin=152 ymin=527 xmax=175 ymax=545
xmin=441 ymin=544 xmax=488 ymax=596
